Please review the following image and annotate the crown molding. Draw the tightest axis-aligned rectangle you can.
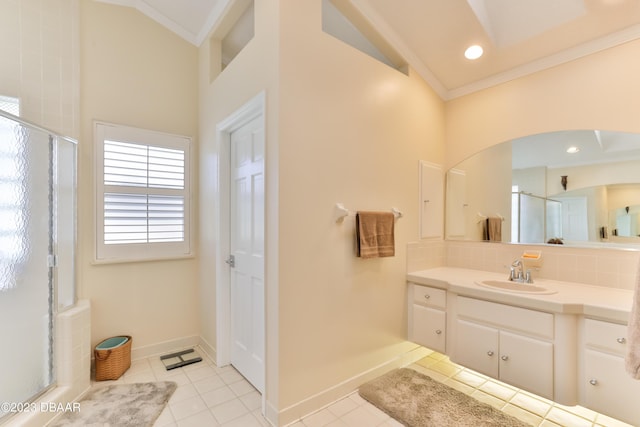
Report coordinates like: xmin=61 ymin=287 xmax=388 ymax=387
xmin=447 ymin=23 xmax=640 ymax=100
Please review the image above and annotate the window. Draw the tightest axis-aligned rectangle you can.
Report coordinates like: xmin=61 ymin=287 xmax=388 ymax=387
xmin=95 ymin=122 xmax=191 ymax=262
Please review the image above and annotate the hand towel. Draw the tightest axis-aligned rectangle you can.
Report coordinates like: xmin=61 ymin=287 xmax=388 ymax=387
xmin=356 ymin=211 xmax=395 ymax=258
xmin=626 ymin=259 xmax=640 ymax=379
xmin=487 ymin=217 xmax=502 ymax=242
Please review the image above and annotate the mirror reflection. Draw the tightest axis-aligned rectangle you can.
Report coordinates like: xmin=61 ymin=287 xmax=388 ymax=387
xmin=445 ymin=130 xmax=640 ymax=247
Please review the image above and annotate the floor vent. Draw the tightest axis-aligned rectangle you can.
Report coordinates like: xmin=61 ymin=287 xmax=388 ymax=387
xmin=160 ymin=348 xmax=203 ymax=370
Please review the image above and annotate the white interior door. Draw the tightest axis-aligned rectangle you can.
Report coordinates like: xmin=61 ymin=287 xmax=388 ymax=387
xmin=560 ymin=196 xmax=588 ymax=241
xmin=229 ymin=115 xmax=265 ymax=393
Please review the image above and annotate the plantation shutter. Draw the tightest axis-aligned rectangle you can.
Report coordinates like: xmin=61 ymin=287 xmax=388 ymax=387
xmin=95 ymin=122 xmax=191 ymax=262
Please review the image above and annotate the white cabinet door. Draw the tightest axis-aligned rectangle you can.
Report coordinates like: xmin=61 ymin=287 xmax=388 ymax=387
xmin=500 ymin=331 xmax=554 ymax=400
xmin=455 ymin=319 xmax=499 ymax=378
xmin=584 ymin=349 xmax=640 ymax=425
xmin=419 ymin=161 xmax=443 ymax=239
xmin=412 ymin=305 xmax=446 ymax=353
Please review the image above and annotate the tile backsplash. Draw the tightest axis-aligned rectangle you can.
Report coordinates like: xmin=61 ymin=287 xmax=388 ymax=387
xmin=408 ymin=240 xmax=640 ymax=290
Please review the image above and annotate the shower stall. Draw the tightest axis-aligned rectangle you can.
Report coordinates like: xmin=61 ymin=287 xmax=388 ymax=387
xmin=0 ymin=110 xmax=76 ymax=423
xmin=511 ymin=191 xmax=562 ymax=244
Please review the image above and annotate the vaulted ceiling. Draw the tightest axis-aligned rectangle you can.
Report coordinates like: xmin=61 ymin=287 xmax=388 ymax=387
xmin=97 ymin=0 xmax=640 ymax=100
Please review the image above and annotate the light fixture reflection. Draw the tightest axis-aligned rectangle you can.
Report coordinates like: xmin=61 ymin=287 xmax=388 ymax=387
xmin=464 ymin=45 xmax=483 ymax=60
xmin=566 ymin=146 xmax=580 ymax=154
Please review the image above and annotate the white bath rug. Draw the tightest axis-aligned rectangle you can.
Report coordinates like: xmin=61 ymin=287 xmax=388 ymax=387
xmin=50 ymin=381 xmax=176 ymax=427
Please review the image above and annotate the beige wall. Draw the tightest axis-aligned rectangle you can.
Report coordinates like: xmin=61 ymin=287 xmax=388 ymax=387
xmin=79 ymin=2 xmax=200 ymax=351
xmin=445 ymin=39 xmax=640 ymax=169
xmin=277 ymin=0 xmax=444 ymax=417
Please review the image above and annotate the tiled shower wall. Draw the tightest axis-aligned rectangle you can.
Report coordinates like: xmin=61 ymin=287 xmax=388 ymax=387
xmin=408 ymin=240 xmax=640 ymax=291
xmin=0 ymin=0 xmax=79 ymax=139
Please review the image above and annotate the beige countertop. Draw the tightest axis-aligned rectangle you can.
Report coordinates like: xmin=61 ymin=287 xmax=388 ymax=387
xmin=407 ymin=267 xmax=634 ymax=324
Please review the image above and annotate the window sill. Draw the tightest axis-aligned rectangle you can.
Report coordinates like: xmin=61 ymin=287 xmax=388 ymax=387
xmin=91 ymin=252 xmax=196 ymax=265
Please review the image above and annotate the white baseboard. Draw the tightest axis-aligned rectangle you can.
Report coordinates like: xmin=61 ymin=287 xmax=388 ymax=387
xmin=130 ymin=335 xmax=201 ymax=361
xmin=197 ymin=336 xmax=217 ymax=363
xmin=278 ymin=345 xmax=430 ymax=426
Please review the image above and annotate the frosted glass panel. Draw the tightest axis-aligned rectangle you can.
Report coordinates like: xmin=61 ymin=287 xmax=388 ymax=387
xmin=519 ymin=193 xmax=545 ymax=244
xmin=0 ymin=117 xmax=53 ymax=417
xmin=546 ymin=200 xmax=562 ymax=241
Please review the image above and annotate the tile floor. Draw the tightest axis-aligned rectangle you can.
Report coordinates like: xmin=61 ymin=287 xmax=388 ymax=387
xmin=96 ymin=347 xmax=634 ymax=427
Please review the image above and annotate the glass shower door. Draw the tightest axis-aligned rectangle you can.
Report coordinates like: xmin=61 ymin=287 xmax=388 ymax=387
xmin=0 ymin=117 xmax=54 ymax=418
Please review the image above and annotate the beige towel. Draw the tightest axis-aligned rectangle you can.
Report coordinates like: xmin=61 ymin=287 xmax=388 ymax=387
xmin=356 ymin=211 xmax=395 ymax=258
xmin=487 ymin=217 xmax=502 ymax=242
xmin=626 ymin=259 xmax=640 ymax=379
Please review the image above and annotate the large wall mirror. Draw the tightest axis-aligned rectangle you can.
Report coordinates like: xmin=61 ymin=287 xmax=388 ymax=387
xmin=445 ymin=130 xmax=640 ymax=248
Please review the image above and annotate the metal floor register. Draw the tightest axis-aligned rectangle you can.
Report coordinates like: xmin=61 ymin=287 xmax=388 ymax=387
xmin=160 ymin=348 xmax=203 ymax=370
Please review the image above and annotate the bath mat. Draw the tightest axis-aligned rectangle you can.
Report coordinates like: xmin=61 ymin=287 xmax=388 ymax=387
xmin=160 ymin=347 xmax=202 ymax=370
xmin=50 ymin=381 xmax=176 ymax=427
xmin=359 ymin=368 xmax=531 ymax=427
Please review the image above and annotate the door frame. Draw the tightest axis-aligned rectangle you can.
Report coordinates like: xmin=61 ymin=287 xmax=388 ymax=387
xmin=215 ymin=92 xmax=266 ymax=382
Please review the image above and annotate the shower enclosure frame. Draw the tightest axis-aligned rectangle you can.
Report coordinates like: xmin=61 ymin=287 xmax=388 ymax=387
xmin=0 ymin=110 xmax=77 ymax=423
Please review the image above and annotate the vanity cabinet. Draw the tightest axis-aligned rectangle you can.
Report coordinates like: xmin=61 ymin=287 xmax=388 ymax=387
xmin=409 ymin=283 xmax=446 ymax=353
xmin=453 ymin=296 xmax=554 ymax=400
xmin=582 ymin=318 xmax=640 ymax=425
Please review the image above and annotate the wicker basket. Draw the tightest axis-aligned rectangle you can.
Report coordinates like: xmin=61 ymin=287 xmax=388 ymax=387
xmin=94 ymin=336 xmax=132 ymax=381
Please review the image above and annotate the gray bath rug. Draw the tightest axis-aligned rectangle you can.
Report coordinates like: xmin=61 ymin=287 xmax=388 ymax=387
xmin=359 ymin=368 xmax=531 ymax=427
xmin=50 ymin=381 xmax=176 ymax=427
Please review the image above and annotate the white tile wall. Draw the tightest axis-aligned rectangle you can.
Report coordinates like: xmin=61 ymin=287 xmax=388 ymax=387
xmin=0 ymin=0 xmax=79 ymax=139
xmin=407 ymin=240 xmax=640 ymax=290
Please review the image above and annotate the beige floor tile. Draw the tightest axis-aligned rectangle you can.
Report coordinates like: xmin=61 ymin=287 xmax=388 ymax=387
xmin=479 ymin=380 xmax=518 ymax=401
xmin=502 ymin=404 xmax=544 ymax=426
xmin=443 ymin=378 xmax=475 ymax=395
xmin=553 ymin=403 xmax=597 ymax=422
xmin=594 ymin=412 xmax=636 ymax=427
xmin=509 ymin=392 xmax=552 ymax=417
xmin=429 ymin=360 xmax=462 ymax=377
xmin=545 ymin=407 xmax=593 ymax=427
xmin=470 ymin=389 xmax=506 ymax=410
xmin=539 ymin=420 xmax=563 ymax=427
xmin=453 ymin=369 xmax=488 ymax=388
xmin=411 ymin=365 xmax=449 ymax=383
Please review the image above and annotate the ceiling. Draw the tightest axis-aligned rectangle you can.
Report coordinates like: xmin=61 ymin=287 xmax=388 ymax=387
xmin=98 ymin=0 xmax=640 ymax=100
xmin=512 ymin=130 xmax=640 ymax=170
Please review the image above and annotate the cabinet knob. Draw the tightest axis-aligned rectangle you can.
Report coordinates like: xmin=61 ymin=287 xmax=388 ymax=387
xmin=424 ymin=294 xmax=431 ymax=299
xmin=616 ymin=337 xmax=626 ymax=344
xmin=589 ymin=379 xmax=598 ymax=386
xmin=501 ymin=355 xmax=509 ymax=361
xmin=486 ymin=351 xmax=494 ymax=356
xmin=435 ymin=329 xmax=442 ymax=335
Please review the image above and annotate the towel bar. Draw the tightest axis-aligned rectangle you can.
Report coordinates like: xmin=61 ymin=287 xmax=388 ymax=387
xmin=334 ymin=203 xmax=403 ymax=222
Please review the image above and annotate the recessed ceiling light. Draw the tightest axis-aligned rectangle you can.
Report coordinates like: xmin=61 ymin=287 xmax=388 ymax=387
xmin=566 ymin=146 xmax=580 ymax=154
xmin=464 ymin=45 xmax=483 ymax=60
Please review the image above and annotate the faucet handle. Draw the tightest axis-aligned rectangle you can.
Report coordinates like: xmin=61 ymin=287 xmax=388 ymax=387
xmin=525 ymin=269 xmax=533 ymax=283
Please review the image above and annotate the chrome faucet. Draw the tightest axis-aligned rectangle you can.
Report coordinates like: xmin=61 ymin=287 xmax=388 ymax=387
xmin=508 ymin=259 xmax=534 ymax=283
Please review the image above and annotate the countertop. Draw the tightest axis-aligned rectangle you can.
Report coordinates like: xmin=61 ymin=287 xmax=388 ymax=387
xmin=407 ymin=267 xmax=634 ymax=324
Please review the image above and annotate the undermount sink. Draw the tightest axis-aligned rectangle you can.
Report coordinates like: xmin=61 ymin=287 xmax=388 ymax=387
xmin=475 ymin=280 xmax=558 ymax=295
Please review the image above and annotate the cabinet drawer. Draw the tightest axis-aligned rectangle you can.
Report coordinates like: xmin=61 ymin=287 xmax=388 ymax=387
xmin=457 ymin=296 xmax=553 ymax=339
xmin=584 ymin=318 xmax=628 ymax=356
xmin=412 ymin=285 xmax=446 ymax=309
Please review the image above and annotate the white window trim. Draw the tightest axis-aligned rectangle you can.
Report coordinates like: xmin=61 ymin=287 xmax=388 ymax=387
xmin=94 ymin=121 xmax=192 ymax=263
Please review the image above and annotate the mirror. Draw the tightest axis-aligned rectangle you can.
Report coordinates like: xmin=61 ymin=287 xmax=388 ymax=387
xmin=445 ymin=130 xmax=640 ymax=247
